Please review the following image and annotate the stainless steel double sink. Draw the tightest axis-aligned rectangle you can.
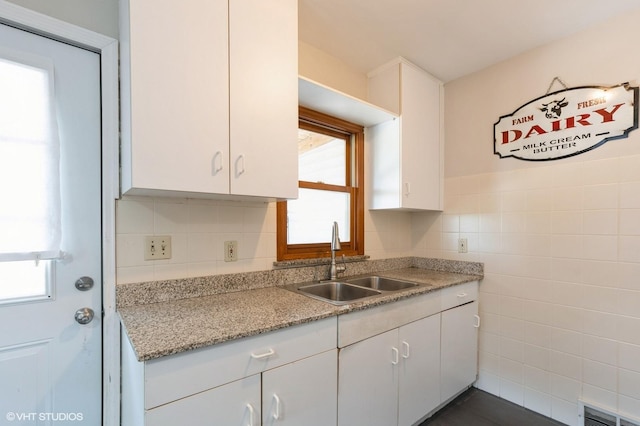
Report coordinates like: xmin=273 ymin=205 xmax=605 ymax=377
xmin=289 ymin=275 xmax=425 ymax=305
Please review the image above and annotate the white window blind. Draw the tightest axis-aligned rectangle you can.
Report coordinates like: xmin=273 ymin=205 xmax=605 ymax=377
xmin=0 ymin=48 xmax=61 ymax=262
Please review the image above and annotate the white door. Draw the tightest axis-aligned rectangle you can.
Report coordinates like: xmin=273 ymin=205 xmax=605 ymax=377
xmin=441 ymin=301 xmax=479 ymax=403
xmin=398 ymin=315 xmax=441 ymax=426
xmin=0 ymin=23 xmax=102 ymax=424
xmin=262 ymin=350 xmax=337 ymax=426
xmin=338 ymin=330 xmax=399 ymax=426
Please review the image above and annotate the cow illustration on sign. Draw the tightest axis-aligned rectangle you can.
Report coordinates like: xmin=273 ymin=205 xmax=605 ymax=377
xmin=539 ymin=97 xmax=568 ymax=119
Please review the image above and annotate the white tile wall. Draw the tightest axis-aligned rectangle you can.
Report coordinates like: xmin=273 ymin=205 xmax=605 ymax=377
xmin=116 ymin=194 xmax=415 ymax=284
xmin=412 ymin=154 xmax=640 ymax=423
xmin=116 ymin=197 xmax=278 ymax=283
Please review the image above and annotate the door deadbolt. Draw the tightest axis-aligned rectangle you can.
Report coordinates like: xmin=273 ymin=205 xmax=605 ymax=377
xmin=75 ymin=276 xmax=94 ymax=291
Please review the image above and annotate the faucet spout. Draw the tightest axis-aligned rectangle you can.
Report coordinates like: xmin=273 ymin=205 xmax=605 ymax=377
xmin=330 ymin=222 xmax=345 ymax=280
xmin=331 ymin=221 xmax=341 ymax=251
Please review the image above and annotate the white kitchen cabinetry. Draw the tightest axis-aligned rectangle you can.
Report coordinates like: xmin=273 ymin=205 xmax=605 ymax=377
xmin=119 ymin=0 xmax=298 ymax=200
xmin=367 ymin=58 xmax=443 ymax=211
xmin=398 ymin=315 xmax=441 ymax=426
xmin=338 ymin=328 xmax=399 ymax=426
xmin=337 ymin=281 xmax=478 ymax=426
xmin=262 ymin=349 xmax=337 ymax=426
xmin=121 ymin=318 xmax=337 ymax=425
xmin=338 ymin=315 xmax=441 ymax=426
xmin=441 ymin=300 xmax=479 ymax=404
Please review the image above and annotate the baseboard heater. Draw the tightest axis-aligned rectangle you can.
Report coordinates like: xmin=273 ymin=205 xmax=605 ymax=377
xmin=579 ymin=401 xmax=640 ymax=426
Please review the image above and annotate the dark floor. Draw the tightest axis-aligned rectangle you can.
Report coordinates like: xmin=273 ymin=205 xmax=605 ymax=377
xmin=419 ymin=388 xmax=565 ymax=426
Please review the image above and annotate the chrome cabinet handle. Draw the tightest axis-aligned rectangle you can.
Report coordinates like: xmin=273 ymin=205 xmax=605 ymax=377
xmin=473 ymin=314 xmax=481 ymax=328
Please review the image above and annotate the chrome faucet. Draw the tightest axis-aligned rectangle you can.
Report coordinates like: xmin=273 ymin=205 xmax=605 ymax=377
xmin=330 ymin=221 xmax=346 ymax=280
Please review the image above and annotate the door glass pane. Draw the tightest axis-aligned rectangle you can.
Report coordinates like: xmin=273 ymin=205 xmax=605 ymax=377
xmin=287 ymin=188 xmax=350 ymax=244
xmin=0 ymin=261 xmax=51 ymax=303
xmin=298 ymin=129 xmax=346 ymax=186
xmin=0 ymin=54 xmax=61 ymax=261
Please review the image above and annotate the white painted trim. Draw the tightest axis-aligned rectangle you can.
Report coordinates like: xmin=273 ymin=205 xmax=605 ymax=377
xmin=0 ymin=2 xmax=120 ymax=425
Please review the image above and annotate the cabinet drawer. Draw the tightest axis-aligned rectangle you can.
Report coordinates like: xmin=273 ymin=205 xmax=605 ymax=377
xmin=440 ymin=281 xmax=478 ymax=311
xmin=144 ymin=317 xmax=337 ymax=409
xmin=338 ymin=291 xmax=440 ymax=348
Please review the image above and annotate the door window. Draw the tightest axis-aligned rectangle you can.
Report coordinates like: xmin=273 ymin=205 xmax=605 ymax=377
xmin=0 ymin=51 xmax=60 ymax=303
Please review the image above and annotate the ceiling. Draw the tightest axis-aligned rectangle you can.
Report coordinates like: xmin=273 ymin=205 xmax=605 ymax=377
xmin=298 ymin=0 xmax=640 ymax=83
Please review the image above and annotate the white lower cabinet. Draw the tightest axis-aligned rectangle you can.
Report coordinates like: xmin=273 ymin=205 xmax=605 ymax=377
xmin=121 ymin=318 xmax=337 ymax=426
xmin=440 ymin=300 xmax=479 ymax=404
xmin=338 ymin=314 xmax=441 ymax=426
xmin=145 ymin=350 xmax=337 ymax=426
xmin=121 ymin=282 xmax=479 ymax=426
xmin=262 ymin=349 xmax=337 ymax=426
xmin=145 ymin=374 xmax=261 ymax=426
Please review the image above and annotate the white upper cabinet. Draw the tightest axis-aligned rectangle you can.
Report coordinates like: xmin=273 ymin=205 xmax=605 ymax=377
xmin=367 ymin=58 xmax=443 ymax=211
xmin=120 ymin=0 xmax=298 ymax=200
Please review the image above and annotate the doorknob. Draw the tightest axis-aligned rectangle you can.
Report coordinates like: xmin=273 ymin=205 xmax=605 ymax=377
xmin=74 ymin=308 xmax=94 ymax=325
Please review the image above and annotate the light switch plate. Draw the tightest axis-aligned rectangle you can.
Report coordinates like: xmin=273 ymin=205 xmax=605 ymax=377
xmin=145 ymin=235 xmax=172 ymax=260
xmin=458 ymin=238 xmax=468 ymax=253
xmin=224 ymin=240 xmax=238 ymax=262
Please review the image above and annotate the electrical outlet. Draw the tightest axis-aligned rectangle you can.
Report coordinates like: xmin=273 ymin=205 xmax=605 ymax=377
xmin=458 ymin=238 xmax=468 ymax=253
xmin=224 ymin=240 xmax=238 ymax=262
xmin=144 ymin=235 xmax=172 ymax=260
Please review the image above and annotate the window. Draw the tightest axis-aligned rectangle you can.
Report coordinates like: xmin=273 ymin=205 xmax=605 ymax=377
xmin=0 ymin=50 xmax=60 ymax=303
xmin=277 ymin=107 xmax=364 ymax=260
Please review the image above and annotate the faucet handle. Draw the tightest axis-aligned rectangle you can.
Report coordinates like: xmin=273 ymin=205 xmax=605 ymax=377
xmin=337 ymin=254 xmax=347 ymax=275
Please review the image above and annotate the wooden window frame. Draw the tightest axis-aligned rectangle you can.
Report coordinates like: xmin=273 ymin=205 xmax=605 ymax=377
xmin=277 ymin=107 xmax=364 ymax=261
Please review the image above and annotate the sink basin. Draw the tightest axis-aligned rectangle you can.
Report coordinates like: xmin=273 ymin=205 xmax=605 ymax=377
xmin=296 ymin=281 xmax=381 ymax=305
xmin=345 ymin=276 xmax=419 ymax=291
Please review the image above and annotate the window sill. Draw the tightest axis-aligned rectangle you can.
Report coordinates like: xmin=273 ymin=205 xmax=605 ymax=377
xmin=273 ymin=255 xmax=369 ymax=270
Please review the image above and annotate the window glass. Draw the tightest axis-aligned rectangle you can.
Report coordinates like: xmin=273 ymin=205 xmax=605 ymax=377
xmin=298 ymin=129 xmax=346 ymax=186
xmin=0 ymin=51 xmax=59 ymax=302
xmin=0 ymin=261 xmax=51 ymax=303
xmin=0 ymin=53 xmax=61 ymax=262
xmin=287 ymin=188 xmax=350 ymax=244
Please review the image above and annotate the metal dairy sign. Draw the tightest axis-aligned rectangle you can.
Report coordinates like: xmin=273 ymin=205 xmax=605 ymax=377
xmin=494 ymin=83 xmax=638 ymax=161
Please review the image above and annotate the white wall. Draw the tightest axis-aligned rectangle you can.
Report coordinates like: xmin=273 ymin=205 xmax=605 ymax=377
xmin=413 ymin=10 xmax=640 ymax=425
xmin=299 ymin=41 xmax=368 ymax=100
xmin=6 ymin=0 xmax=118 ymax=38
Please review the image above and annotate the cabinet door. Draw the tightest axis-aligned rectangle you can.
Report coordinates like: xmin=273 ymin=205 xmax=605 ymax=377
xmin=262 ymin=350 xmax=337 ymax=426
xmin=145 ymin=374 xmax=260 ymax=426
xmin=400 ymin=63 xmax=442 ymax=210
xmin=121 ymin=0 xmax=230 ymax=195
xmin=338 ymin=329 xmax=399 ymax=426
xmin=440 ymin=301 xmax=479 ymax=403
xmin=398 ymin=315 xmax=441 ymax=426
xmin=229 ymin=0 xmax=298 ymax=199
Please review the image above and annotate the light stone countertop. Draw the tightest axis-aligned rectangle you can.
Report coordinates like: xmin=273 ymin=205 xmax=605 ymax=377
xmin=119 ymin=267 xmax=482 ymax=362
